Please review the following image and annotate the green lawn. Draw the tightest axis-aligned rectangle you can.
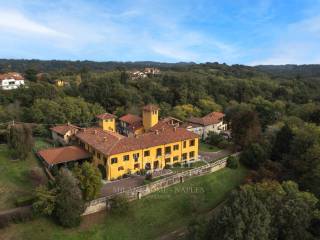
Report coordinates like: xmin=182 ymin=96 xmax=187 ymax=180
xmin=199 ymin=142 xmax=220 ymax=152
xmin=33 ymin=138 xmax=54 ymax=152
xmin=0 ymin=144 xmax=44 ymax=210
xmin=0 ymin=165 xmax=248 ymax=240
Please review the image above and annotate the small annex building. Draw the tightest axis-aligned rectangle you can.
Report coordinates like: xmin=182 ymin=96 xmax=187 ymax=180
xmin=183 ymin=112 xmax=228 ymax=139
xmin=38 ymin=146 xmax=91 ymax=168
xmin=50 ymin=124 xmax=80 ymax=145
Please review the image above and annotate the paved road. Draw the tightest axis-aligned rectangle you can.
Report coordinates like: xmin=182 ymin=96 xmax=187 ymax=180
xmin=100 ymin=175 xmax=145 ymax=197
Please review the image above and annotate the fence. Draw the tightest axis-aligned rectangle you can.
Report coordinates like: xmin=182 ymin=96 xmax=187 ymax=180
xmin=83 ymin=154 xmax=236 ymax=215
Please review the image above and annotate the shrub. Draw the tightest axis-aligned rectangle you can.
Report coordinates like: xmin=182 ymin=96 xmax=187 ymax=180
xmin=33 ymin=125 xmax=50 ymax=137
xmin=206 ymin=132 xmax=225 ymax=146
xmin=227 ymin=156 xmax=239 ymax=169
xmin=145 ymin=173 xmax=153 ymax=181
xmin=32 ymin=185 xmax=57 ymax=216
xmin=29 ymin=167 xmax=47 ymax=186
xmin=139 ymin=169 xmax=147 ymax=175
xmin=164 ymin=164 xmax=172 ymax=169
xmin=15 ymin=196 xmax=35 ymax=207
xmin=173 ymin=162 xmax=181 ymax=168
xmin=0 ymin=207 xmax=34 ymax=229
xmin=109 ymin=195 xmax=130 ymax=215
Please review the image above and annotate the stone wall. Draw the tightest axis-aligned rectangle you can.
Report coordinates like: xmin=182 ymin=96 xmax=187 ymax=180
xmin=83 ymin=155 xmax=234 ymax=216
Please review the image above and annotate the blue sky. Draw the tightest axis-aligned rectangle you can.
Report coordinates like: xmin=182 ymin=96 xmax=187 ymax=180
xmin=1 ymin=0 xmax=320 ymax=65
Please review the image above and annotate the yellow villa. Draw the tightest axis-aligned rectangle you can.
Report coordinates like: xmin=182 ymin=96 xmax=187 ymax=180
xmin=76 ymin=105 xmax=199 ymax=180
xmin=43 ymin=104 xmax=199 ymax=180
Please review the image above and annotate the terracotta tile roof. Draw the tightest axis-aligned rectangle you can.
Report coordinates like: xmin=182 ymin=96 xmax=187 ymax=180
xmin=143 ymin=104 xmax=159 ymax=112
xmin=38 ymin=146 xmax=91 ymax=165
xmin=76 ymin=127 xmax=199 ymax=156
xmin=50 ymin=124 xmax=79 ymax=135
xmin=187 ymin=112 xmax=225 ymax=126
xmin=119 ymin=114 xmax=142 ymax=125
xmin=0 ymin=72 xmax=24 ymax=81
xmin=149 ymin=117 xmax=182 ymax=132
xmin=76 ymin=127 xmax=125 ymax=155
xmin=109 ymin=127 xmax=198 ymax=155
xmin=96 ymin=113 xmax=117 ymax=120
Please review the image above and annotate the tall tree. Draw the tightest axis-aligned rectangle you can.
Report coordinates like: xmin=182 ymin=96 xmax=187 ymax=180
xmin=240 ymin=143 xmax=268 ymax=169
xmin=7 ymin=123 xmax=34 ymax=160
xmin=231 ymin=109 xmax=262 ymax=148
xmin=73 ymin=162 xmax=102 ymax=201
xmin=24 ymin=68 xmax=38 ymax=82
xmin=54 ymin=168 xmax=84 ymax=227
xmin=201 ymin=181 xmax=319 ymax=240
xmin=271 ymin=124 xmax=294 ymax=161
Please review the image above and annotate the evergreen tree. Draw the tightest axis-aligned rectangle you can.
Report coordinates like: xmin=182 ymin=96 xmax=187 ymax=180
xmin=54 ymin=168 xmax=84 ymax=227
xmin=240 ymin=143 xmax=267 ymax=169
xmin=271 ymin=124 xmax=294 ymax=161
xmin=7 ymin=123 xmax=34 ymax=160
xmin=72 ymin=162 xmax=102 ymax=201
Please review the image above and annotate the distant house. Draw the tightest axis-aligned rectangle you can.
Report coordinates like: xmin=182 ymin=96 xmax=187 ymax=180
xmin=183 ymin=112 xmax=228 ymax=139
xmin=55 ymin=79 xmax=65 ymax=87
xmin=144 ymin=67 xmax=160 ymax=75
xmin=0 ymin=72 xmax=25 ymax=90
xmin=128 ymin=67 xmax=161 ymax=80
xmin=50 ymin=124 xmax=80 ymax=145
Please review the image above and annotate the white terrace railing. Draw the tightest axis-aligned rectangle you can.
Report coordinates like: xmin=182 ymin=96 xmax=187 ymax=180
xmin=82 ymin=153 xmax=239 ymax=215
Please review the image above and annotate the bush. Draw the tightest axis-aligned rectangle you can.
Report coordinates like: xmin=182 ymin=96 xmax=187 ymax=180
xmin=173 ymin=162 xmax=181 ymax=168
xmin=33 ymin=125 xmax=50 ymax=137
xmin=15 ymin=196 xmax=35 ymax=207
xmin=0 ymin=207 xmax=34 ymax=229
xmin=109 ymin=195 xmax=130 ymax=215
xmin=164 ymin=164 xmax=172 ymax=169
xmin=145 ymin=173 xmax=153 ymax=181
xmin=32 ymin=185 xmax=57 ymax=216
xmin=227 ymin=156 xmax=239 ymax=169
xmin=29 ymin=167 xmax=47 ymax=186
xmin=206 ymin=132 xmax=225 ymax=146
xmin=217 ymin=139 xmax=231 ymax=149
xmin=139 ymin=169 xmax=147 ymax=175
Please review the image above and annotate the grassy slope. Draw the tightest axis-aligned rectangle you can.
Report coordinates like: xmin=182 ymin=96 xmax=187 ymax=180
xmin=0 ymin=144 xmax=40 ymax=210
xmin=0 ymin=139 xmax=50 ymax=210
xmin=1 ymin=165 xmax=248 ymax=240
xmin=199 ymin=142 xmax=220 ymax=152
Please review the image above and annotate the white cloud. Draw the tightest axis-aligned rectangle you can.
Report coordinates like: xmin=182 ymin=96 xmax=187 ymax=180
xmin=251 ymin=14 xmax=320 ymax=65
xmin=0 ymin=9 xmax=70 ymax=38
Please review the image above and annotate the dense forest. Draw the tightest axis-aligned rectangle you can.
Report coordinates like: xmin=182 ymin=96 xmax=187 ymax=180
xmin=0 ymin=59 xmax=320 ymax=239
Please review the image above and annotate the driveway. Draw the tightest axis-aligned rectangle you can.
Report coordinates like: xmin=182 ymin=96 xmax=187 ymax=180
xmin=199 ymin=149 xmax=232 ymax=162
xmin=100 ymin=175 xmax=145 ymax=197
